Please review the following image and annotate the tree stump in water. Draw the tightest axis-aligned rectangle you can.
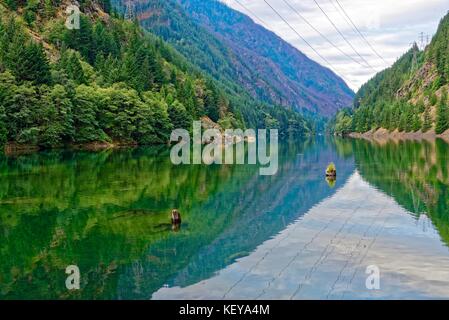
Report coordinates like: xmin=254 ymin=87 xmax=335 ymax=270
xmin=326 ymin=162 xmax=337 ymax=177
xmin=171 ymin=209 xmax=181 ymax=224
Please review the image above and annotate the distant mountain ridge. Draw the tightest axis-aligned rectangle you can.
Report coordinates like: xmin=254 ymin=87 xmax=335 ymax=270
xmin=112 ymin=0 xmax=354 ymax=116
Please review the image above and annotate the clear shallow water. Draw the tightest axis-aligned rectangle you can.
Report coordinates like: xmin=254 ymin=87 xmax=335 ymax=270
xmin=1 ymin=138 xmax=449 ymax=299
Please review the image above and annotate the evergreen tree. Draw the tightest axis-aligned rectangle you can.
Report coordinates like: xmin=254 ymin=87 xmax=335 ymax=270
xmin=204 ymin=81 xmax=220 ymax=122
xmin=435 ymin=91 xmax=449 ymax=134
xmin=23 ymin=0 xmax=39 ymax=26
xmin=8 ymin=40 xmax=51 ymax=84
xmin=92 ymin=21 xmax=118 ymax=58
xmin=59 ymin=50 xmax=87 ymax=84
xmin=405 ymin=104 xmax=414 ymax=132
xmin=148 ymin=50 xmax=165 ymax=87
xmin=430 ymin=92 xmax=438 ymax=105
xmin=398 ymin=108 xmax=407 ymax=132
xmin=63 ymin=15 xmax=94 ymax=63
xmin=412 ymin=113 xmax=422 ymax=132
xmin=4 ymin=0 xmax=18 ymax=10
xmin=422 ymin=106 xmax=432 ymax=132
xmin=168 ymin=100 xmax=192 ymax=130
xmin=417 ymin=99 xmax=425 ymax=113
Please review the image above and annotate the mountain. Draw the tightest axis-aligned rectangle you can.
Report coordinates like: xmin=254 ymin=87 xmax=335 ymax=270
xmin=0 ymin=0 xmax=312 ymax=152
xmin=330 ymin=11 xmax=449 ymax=135
xmin=111 ymin=0 xmax=354 ymax=117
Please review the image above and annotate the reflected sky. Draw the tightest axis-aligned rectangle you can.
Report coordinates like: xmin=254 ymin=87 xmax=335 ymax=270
xmin=153 ymin=171 xmax=449 ymax=300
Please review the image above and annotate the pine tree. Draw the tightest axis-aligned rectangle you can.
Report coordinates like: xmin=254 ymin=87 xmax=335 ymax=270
xmin=430 ymin=92 xmax=438 ymax=105
xmin=204 ymin=81 xmax=220 ymax=122
xmin=63 ymin=15 xmax=94 ymax=63
xmin=412 ymin=113 xmax=422 ymax=132
xmin=92 ymin=21 xmax=118 ymax=58
xmin=168 ymin=100 xmax=192 ymax=130
xmin=398 ymin=107 xmax=407 ymax=132
xmin=416 ymin=99 xmax=425 ymax=113
xmin=405 ymin=104 xmax=414 ymax=132
xmin=435 ymin=91 xmax=449 ymax=134
xmin=422 ymin=107 xmax=432 ymax=132
xmin=59 ymin=50 xmax=87 ymax=84
xmin=148 ymin=50 xmax=165 ymax=87
xmin=4 ymin=0 xmax=18 ymax=10
xmin=8 ymin=40 xmax=51 ymax=84
xmin=23 ymin=0 xmax=39 ymax=26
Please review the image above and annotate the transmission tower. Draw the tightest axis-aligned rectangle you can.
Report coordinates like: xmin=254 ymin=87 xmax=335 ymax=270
xmin=419 ymin=32 xmax=425 ymax=50
xmin=125 ymin=1 xmax=135 ymax=21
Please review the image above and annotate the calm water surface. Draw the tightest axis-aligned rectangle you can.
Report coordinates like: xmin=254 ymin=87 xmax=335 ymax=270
xmin=1 ymin=138 xmax=449 ymax=299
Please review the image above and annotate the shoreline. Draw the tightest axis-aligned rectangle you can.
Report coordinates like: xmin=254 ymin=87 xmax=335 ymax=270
xmin=347 ymin=128 xmax=449 ymax=144
xmin=2 ymin=141 xmax=140 ymax=156
xmin=1 ymin=134 xmax=265 ymax=156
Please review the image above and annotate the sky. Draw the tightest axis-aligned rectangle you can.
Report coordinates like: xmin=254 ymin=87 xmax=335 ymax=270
xmin=220 ymin=0 xmax=449 ymax=91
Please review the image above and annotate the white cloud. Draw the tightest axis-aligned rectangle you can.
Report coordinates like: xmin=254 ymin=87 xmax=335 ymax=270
xmin=221 ymin=0 xmax=449 ymax=90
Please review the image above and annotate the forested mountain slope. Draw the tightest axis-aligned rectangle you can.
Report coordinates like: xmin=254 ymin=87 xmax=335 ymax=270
xmin=330 ymin=12 xmax=449 ymax=135
xmin=0 ymin=0 xmax=311 ymax=152
xmin=111 ymin=0 xmax=354 ymax=116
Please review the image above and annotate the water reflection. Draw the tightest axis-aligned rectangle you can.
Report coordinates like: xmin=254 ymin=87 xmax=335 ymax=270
xmin=350 ymin=138 xmax=449 ymax=247
xmin=0 ymin=138 xmax=354 ymax=299
xmin=154 ymin=171 xmax=449 ymax=300
xmin=2 ymin=137 xmax=449 ymax=299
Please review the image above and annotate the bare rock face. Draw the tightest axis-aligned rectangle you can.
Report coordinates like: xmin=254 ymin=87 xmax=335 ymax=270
xmin=200 ymin=116 xmax=221 ymax=131
xmin=397 ymin=62 xmax=439 ymax=101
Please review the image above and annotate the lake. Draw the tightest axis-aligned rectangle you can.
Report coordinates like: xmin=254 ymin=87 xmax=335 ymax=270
xmin=1 ymin=137 xmax=449 ymax=299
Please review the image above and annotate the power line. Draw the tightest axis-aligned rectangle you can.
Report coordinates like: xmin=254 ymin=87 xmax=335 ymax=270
xmin=333 ymin=0 xmax=389 ymax=65
xmin=311 ymin=0 xmax=378 ymax=72
xmin=232 ymin=0 xmax=269 ymax=28
xmin=328 ymin=0 xmax=353 ymax=31
xmin=281 ymin=0 xmax=369 ymax=69
xmin=261 ymin=0 xmax=355 ymax=87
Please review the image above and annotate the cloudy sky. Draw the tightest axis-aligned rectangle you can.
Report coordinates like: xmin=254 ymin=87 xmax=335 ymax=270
xmin=220 ymin=0 xmax=449 ymax=90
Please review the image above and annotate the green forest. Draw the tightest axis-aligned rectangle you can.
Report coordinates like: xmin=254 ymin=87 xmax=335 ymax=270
xmin=329 ymin=12 xmax=449 ymax=135
xmin=0 ymin=0 xmax=311 ymax=152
